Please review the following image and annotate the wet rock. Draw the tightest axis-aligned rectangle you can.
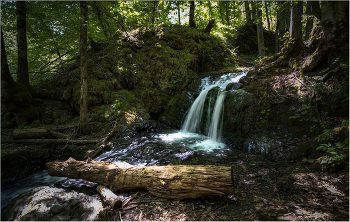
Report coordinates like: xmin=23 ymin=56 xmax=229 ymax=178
xmin=1 ymin=186 xmax=104 ymax=221
xmin=158 ymin=91 xmax=195 ymax=128
xmin=52 ymin=215 xmax=71 ymax=221
xmin=50 ymin=204 xmax=64 ymax=214
xmin=225 ymin=83 xmax=242 ymax=91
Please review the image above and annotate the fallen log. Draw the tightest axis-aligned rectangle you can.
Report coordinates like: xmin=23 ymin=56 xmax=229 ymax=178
xmin=96 ymin=185 xmax=124 ymax=210
xmin=12 ymin=128 xmax=51 ymax=139
xmin=50 ymin=131 xmax=70 ymax=139
xmin=1 ymin=138 xmax=99 ymax=144
xmin=47 ymin=158 xmax=234 ymax=200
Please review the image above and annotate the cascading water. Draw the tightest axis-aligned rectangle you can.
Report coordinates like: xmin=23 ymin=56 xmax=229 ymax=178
xmin=208 ymin=90 xmax=227 ymax=141
xmin=181 ymin=70 xmax=248 ymax=143
xmin=182 ymin=85 xmax=217 ymax=133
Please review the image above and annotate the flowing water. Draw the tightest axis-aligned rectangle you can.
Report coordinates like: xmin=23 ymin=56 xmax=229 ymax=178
xmin=1 ymin=71 xmax=248 ymax=209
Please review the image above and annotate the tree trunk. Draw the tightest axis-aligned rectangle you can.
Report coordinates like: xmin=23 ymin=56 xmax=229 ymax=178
xmin=257 ymin=8 xmax=265 ymax=57
xmin=251 ymin=2 xmax=256 ymax=24
xmin=1 ymin=28 xmax=39 ymax=126
xmin=16 ymin=1 xmax=31 ymax=90
xmin=46 ymin=158 xmax=234 ymax=200
xmin=189 ymin=1 xmax=196 ymax=28
xmin=289 ymin=1 xmax=303 ymax=47
xmin=304 ymin=1 xmax=313 ymax=40
xmin=80 ymin=1 xmax=89 ymax=135
xmin=177 ymin=1 xmax=181 ymax=24
xmin=275 ymin=7 xmax=280 ymax=54
xmin=245 ymin=1 xmax=251 ymax=23
xmin=225 ymin=1 xmax=230 ymax=26
xmin=286 ymin=3 xmax=291 ymax=32
xmin=311 ymin=1 xmax=322 ymax=21
xmin=204 ymin=19 xmax=215 ymax=34
xmin=151 ymin=1 xmax=158 ymax=26
xmin=278 ymin=2 xmax=286 ymax=51
xmin=264 ymin=1 xmax=270 ymax=30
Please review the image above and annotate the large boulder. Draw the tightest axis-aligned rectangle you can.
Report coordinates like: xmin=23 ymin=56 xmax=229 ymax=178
xmin=1 ymin=186 xmax=103 ymax=221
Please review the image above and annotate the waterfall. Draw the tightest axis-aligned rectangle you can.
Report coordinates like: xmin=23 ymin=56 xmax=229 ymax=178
xmin=208 ymin=91 xmax=226 ymax=141
xmin=181 ymin=85 xmax=216 ymax=133
xmin=181 ymin=71 xmax=248 ymax=142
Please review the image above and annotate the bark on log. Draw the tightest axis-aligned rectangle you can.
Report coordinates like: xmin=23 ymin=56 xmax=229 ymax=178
xmin=96 ymin=185 xmax=124 ymax=210
xmin=1 ymin=138 xmax=99 ymax=144
xmin=47 ymin=158 xmax=234 ymax=200
xmin=50 ymin=131 xmax=70 ymax=139
xmin=12 ymin=128 xmax=51 ymax=140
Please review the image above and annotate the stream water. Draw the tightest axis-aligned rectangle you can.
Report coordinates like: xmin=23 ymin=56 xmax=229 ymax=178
xmin=1 ymin=71 xmax=248 ymax=209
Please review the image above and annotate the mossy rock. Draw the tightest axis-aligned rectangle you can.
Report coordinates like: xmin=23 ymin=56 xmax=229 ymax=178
xmin=158 ymin=91 xmax=195 ymax=129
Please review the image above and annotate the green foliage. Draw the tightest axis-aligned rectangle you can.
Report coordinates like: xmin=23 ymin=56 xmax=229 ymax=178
xmin=168 ymin=78 xmax=183 ymax=89
xmin=104 ymin=90 xmax=135 ymax=119
xmin=17 ymin=122 xmax=31 ymax=129
xmin=289 ymin=101 xmax=321 ymax=134
xmin=1 ymin=1 xmax=81 ymax=84
xmin=1 ymin=128 xmax=13 ymax=136
xmin=317 ymin=141 xmax=349 ymax=169
xmin=99 ymin=105 xmax=106 ymax=118
xmin=341 ymin=119 xmax=349 ymax=127
xmin=259 ymin=109 xmax=270 ymax=125
xmin=254 ymin=56 xmax=264 ymax=65
xmin=1 ymin=149 xmax=15 ymax=158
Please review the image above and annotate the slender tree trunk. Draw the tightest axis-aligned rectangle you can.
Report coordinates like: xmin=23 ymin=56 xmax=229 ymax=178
xmin=177 ymin=1 xmax=181 ymax=24
xmin=151 ymin=1 xmax=158 ymax=26
xmin=286 ymin=3 xmax=291 ymax=33
xmin=275 ymin=6 xmax=280 ymax=53
xmin=225 ymin=1 xmax=230 ymax=26
xmin=245 ymin=1 xmax=251 ymax=23
xmin=264 ymin=1 xmax=270 ymax=30
xmin=304 ymin=1 xmax=313 ymax=40
xmin=278 ymin=1 xmax=286 ymax=51
xmin=219 ymin=2 xmax=225 ymax=24
xmin=80 ymin=1 xmax=89 ymax=135
xmin=189 ymin=1 xmax=196 ymax=28
xmin=16 ymin=1 xmax=30 ymax=90
xmin=289 ymin=1 xmax=303 ymax=47
xmin=311 ymin=1 xmax=322 ymax=21
xmin=257 ymin=7 xmax=265 ymax=57
xmin=251 ymin=2 xmax=257 ymax=23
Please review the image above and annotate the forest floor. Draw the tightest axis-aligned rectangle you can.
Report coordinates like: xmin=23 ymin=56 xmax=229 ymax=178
xmin=95 ymin=150 xmax=349 ymax=221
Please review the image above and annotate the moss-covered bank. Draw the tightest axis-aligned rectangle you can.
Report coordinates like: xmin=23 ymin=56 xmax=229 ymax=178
xmin=36 ymin=24 xmax=236 ymax=128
